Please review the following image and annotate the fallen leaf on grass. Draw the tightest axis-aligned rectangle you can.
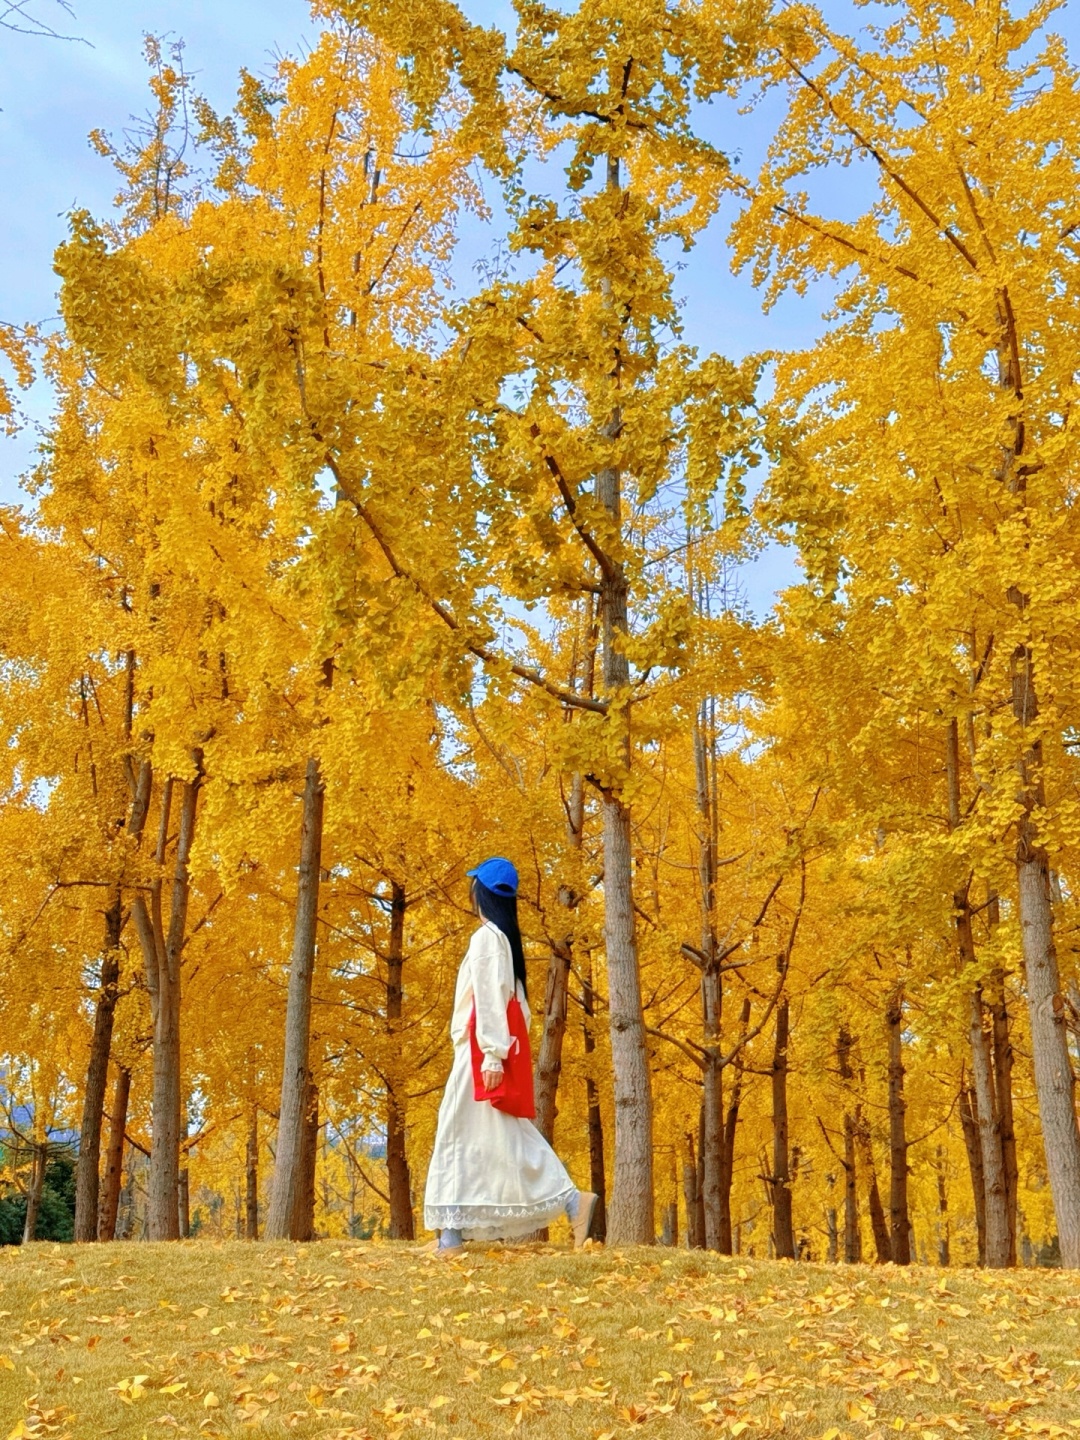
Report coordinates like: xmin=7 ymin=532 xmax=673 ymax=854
xmin=111 ymin=1374 xmax=150 ymax=1402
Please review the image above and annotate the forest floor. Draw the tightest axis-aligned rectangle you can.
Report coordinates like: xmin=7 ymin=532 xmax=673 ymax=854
xmin=2 ymin=1240 xmax=1079 ymax=1440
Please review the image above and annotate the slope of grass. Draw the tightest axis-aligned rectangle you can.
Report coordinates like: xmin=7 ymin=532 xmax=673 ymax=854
xmin=2 ymin=1239 xmax=1080 ymax=1439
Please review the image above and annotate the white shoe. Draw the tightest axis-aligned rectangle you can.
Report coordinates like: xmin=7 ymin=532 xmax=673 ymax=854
xmin=571 ymin=1191 xmax=598 ymax=1250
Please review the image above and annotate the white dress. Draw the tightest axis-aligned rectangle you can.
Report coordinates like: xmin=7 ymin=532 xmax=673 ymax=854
xmin=423 ymin=921 xmax=577 ymax=1240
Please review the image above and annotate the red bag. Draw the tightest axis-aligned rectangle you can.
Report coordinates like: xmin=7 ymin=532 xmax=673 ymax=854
xmin=469 ymin=996 xmax=535 ymax=1119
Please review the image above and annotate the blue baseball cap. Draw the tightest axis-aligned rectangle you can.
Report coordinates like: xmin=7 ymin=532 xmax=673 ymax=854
xmin=467 ymin=856 xmax=519 ymax=896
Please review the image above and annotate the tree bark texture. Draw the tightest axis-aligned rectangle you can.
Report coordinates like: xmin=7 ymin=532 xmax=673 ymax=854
xmin=178 ymin=1167 xmax=190 ymax=1238
xmin=294 ymin=1078 xmax=320 ymax=1242
xmin=720 ymin=997 xmax=751 ymax=1255
xmin=947 ymin=718 xmax=1011 ymax=1265
xmin=534 ymin=940 xmax=573 ymax=1147
xmin=966 ymin=981 xmax=1010 ymax=1266
xmin=886 ymin=992 xmax=911 ymax=1264
xmin=266 ymin=756 xmax=325 ymax=1241
xmin=936 ymin=1145 xmax=950 ymax=1267
xmin=959 ymin=1082 xmax=987 ymax=1266
xmin=857 ymin=1116 xmax=892 ymax=1264
xmin=599 ymin=773 xmax=653 ymax=1242
xmin=683 ymin=1129 xmax=705 ymax=1249
xmin=843 ymin=1114 xmax=861 ymax=1263
xmin=769 ymin=997 xmax=795 ymax=1259
xmin=74 ymin=893 xmax=124 ymax=1242
xmin=1008 ymin=594 xmax=1080 ymax=1266
xmin=700 ymin=972 xmax=723 ymax=1251
xmin=826 ymin=1207 xmax=838 ymax=1264
xmin=22 ymin=1141 xmax=47 ymax=1243
xmin=534 ymin=770 xmax=584 ymax=1147
xmin=1018 ymin=851 xmax=1080 ymax=1267
xmin=582 ymin=954 xmax=608 ymax=1242
xmin=989 ymin=951 xmax=1019 ymax=1265
xmin=246 ymin=1109 xmax=259 ymax=1240
xmin=385 ymin=879 xmax=414 ymax=1241
xmin=116 ymin=1151 xmax=137 ymax=1240
xmin=599 ymin=748 xmax=653 ymax=1241
xmin=593 ymin=150 xmax=653 ymax=1245
xmin=98 ymin=1065 xmax=130 ymax=1241
xmin=1000 ymin=300 xmax=1080 ymax=1263
xmin=837 ymin=1027 xmax=861 ymax=1264
xmin=693 ymin=702 xmax=726 ymax=1252
xmin=663 ymin=1147 xmax=679 ymax=1247
xmin=130 ymin=753 xmax=202 ymax=1242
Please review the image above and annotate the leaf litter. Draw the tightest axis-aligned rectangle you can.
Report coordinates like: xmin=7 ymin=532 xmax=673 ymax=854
xmin=2 ymin=1243 xmax=1080 ymax=1438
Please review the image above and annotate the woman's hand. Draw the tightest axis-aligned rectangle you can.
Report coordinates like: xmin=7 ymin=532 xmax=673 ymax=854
xmin=481 ymin=1065 xmax=502 ymax=1092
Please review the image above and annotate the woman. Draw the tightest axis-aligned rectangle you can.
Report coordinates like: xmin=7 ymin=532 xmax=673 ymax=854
xmin=423 ymin=856 xmax=597 ymax=1256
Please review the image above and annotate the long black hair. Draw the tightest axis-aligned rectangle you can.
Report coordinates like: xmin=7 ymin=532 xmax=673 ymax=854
xmin=473 ymin=878 xmax=528 ymax=1002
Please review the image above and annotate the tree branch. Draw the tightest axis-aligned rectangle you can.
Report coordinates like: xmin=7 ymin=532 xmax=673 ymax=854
xmin=326 ymin=456 xmax=607 ymax=714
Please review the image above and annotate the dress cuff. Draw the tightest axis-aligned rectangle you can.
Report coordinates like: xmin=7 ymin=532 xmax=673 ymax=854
xmin=482 ymin=1055 xmax=504 ymax=1073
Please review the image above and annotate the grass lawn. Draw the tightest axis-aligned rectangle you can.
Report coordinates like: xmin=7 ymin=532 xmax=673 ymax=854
xmin=2 ymin=1238 xmax=1080 ymax=1439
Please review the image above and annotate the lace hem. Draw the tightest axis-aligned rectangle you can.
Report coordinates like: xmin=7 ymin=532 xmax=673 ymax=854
xmin=425 ymin=1187 xmax=576 ymax=1241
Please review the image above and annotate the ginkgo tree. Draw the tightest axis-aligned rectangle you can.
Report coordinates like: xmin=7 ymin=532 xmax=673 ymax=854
xmin=340 ymin=0 xmax=769 ymax=1245
xmin=6 ymin=0 xmax=1080 ymax=1271
xmin=732 ymin=0 xmax=1080 ymax=1264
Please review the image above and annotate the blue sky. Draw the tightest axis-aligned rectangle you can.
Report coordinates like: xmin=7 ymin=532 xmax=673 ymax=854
xmin=2 ymin=1 xmax=1073 ymax=612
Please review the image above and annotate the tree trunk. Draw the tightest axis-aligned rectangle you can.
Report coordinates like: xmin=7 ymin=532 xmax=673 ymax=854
xmin=535 ymin=771 xmax=585 ymax=1148
xmin=153 ymin=767 xmax=199 ymax=1241
xmin=98 ymin=1065 xmax=130 ymax=1241
xmin=837 ymin=1027 xmax=861 ymax=1263
xmin=129 ymin=754 xmax=202 ymax=1242
xmin=76 ymin=653 xmax=142 ymax=1244
xmin=594 ymin=152 xmax=653 ymax=1246
xmin=769 ymin=997 xmax=795 ymax=1259
xmin=885 ymin=991 xmax=911 ymax=1264
xmin=720 ymin=997 xmax=751 ymax=1255
xmin=75 ymin=894 xmax=125 ymax=1242
xmin=178 ymin=1167 xmax=190 ymax=1238
xmin=1018 ymin=850 xmax=1080 ymax=1267
xmin=959 ymin=1082 xmax=987 ymax=1266
xmin=1009 ymin=605 xmax=1080 ymax=1266
xmin=857 ymin=1114 xmax=891 ymax=1264
xmin=582 ymin=953 xmax=607 ymax=1242
xmin=700 ymin=972 xmax=723 ymax=1251
xmin=684 ymin=1129 xmax=705 ymax=1249
xmin=294 ymin=1078 xmax=320 ymax=1242
xmin=534 ymin=940 xmax=573 ymax=1146
xmin=385 ymin=879 xmax=414 ymax=1241
xmin=116 ymin=1151 xmax=137 ymax=1240
xmin=599 ymin=792 xmax=652 ymax=1243
xmin=22 ymin=1141 xmax=48 ymax=1243
xmin=843 ymin=1114 xmax=860 ymax=1263
xmin=662 ymin=1147 xmax=679 ymax=1246
xmin=947 ymin=718 xmax=1010 ymax=1265
xmin=266 ymin=756 xmax=326 ymax=1241
xmin=246 ymin=1109 xmax=259 ymax=1240
xmin=936 ymin=1145 xmax=950 ymax=1266
xmin=988 ymin=950 xmax=1019 ymax=1265
xmin=693 ymin=699 xmax=726 ymax=1252
xmin=966 ymin=981 xmax=1010 ymax=1266
xmin=695 ymin=1101 xmax=707 ymax=1245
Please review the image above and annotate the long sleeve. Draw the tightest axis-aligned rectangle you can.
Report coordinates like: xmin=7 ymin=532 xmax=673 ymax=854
xmin=470 ymin=925 xmax=513 ymax=1064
